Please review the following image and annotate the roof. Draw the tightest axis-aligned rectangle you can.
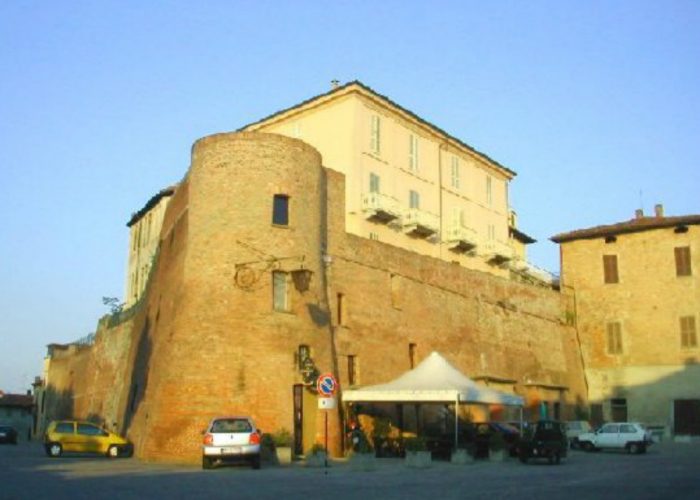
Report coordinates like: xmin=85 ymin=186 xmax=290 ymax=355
xmin=126 ymin=185 xmax=178 ymax=227
xmin=342 ymin=351 xmax=523 ymax=405
xmin=238 ymin=80 xmax=517 ymax=179
xmin=0 ymin=393 xmax=34 ymax=408
xmin=551 ymin=214 xmax=700 ymax=243
xmin=510 ymin=226 xmax=536 ymax=244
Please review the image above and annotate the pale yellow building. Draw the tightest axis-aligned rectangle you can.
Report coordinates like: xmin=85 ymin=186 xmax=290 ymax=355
xmin=552 ymin=205 xmax=700 ymax=436
xmin=124 ymin=187 xmax=175 ymax=306
xmin=240 ymin=81 xmax=542 ymax=280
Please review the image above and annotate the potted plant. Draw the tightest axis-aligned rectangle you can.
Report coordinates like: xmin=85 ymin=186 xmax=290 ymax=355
xmin=404 ymin=437 xmax=431 ymax=468
xmin=272 ymin=428 xmax=293 ymax=464
xmin=451 ymin=443 xmax=476 ymax=465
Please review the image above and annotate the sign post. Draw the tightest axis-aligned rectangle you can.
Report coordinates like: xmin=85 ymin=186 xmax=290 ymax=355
xmin=316 ymin=373 xmax=338 ymax=470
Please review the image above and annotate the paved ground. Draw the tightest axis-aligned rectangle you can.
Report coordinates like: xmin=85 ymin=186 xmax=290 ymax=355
xmin=1 ymin=440 xmax=699 ymax=499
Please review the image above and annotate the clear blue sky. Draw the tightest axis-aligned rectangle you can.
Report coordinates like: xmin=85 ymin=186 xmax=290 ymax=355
xmin=1 ymin=0 xmax=698 ymax=393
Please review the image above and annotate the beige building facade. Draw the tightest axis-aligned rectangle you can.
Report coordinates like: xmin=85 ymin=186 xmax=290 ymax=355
xmin=553 ymin=206 xmax=700 ymax=435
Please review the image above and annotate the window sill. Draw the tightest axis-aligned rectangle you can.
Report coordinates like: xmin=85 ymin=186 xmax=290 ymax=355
xmin=271 ymin=224 xmax=292 ymax=230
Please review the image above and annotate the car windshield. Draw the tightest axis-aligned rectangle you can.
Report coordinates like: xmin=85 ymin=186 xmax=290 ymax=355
xmin=211 ymin=418 xmax=252 ymax=433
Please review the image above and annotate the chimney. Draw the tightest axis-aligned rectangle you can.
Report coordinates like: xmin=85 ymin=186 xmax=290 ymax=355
xmin=635 ymin=209 xmax=644 ymax=219
xmin=654 ymin=204 xmax=664 ymax=217
xmin=330 ymin=79 xmax=340 ymax=90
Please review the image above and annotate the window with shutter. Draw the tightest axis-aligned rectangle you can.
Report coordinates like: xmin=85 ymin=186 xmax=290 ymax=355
xmin=675 ymin=247 xmax=692 ymax=276
xmin=603 ymin=255 xmax=619 ymax=284
xmin=607 ymin=322 xmax=623 ymax=354
xmin=680 ymin=316 xmax=698 ymax=348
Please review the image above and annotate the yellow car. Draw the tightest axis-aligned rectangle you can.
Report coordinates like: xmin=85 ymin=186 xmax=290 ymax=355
xmin=44 ymin=420 xmax=133 ymax=458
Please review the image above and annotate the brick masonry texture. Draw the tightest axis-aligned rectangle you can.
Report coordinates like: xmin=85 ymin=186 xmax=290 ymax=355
xmin=43 ymin=132 xmax=587 ymax=464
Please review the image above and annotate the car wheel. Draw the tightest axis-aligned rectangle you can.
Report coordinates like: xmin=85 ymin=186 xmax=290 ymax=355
xmin=582 ymin=442 xmax=594 ymax=452
xmin=251 ymin=454 xmax=261 ymax=470
xmin=47 ymin=443 xmax=62 ymax=458
xmin=107 ymin=445 xmax=120 ymax=458
xmin=627 ymin=443 xmax=642 ymax=454
xmin=519 ymin=454 xmax=528 ymax=464
xmin=202 ymin=456 xmax=214 ymax=470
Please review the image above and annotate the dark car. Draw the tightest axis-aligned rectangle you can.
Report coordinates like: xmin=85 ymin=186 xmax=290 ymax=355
xmin=0 ymin=425 xmax=19 ymax=444
xmin=470 ymin=422 xmax=521 ymax=458
xmin=518 ymin=420 xmax=568 ymax=464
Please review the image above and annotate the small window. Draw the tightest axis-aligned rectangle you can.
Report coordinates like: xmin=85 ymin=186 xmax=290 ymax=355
xmin=409 ymin=134 xmax=419 ymax=171
xmin=603 ymin=255 xmax=619 ymax=284
xmin=675 ymin=246 xmax=692 ymax=276
xmin=369 ymin=173 xmax=380 ymax=193
xmin=348 ymin=355 xmax=357 ymax=386
xmin=605 ymin=236 xmax=617 ymax=244
xmin=450 ymin=157 xmax=460 ymax=189
xmin=606 ymin=322 xmax=623 ymax=354
xmin=409 ymin=190 xmax=420 ymax=209
xmin=273 ymin=271 xmax=290 ymax=312
xmin=409 ymin=343 xmax=417 ymax=369
xmin=369 ymin=232 xmax=379 ymax=241
xmin=486 ymin=176 xmax=493 ymax=206
xmin=680 ymin=316 xmax=698 ymax=348
xmin=370 ymin=115 xmax=381 ymax=154
xmin=272 ymin=195 xmax=289 ymax=226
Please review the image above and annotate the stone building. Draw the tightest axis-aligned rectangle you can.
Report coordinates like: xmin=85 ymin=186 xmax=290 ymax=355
xmin=40 ymin=83 xmax=586 ymax=463
xmin=552 ymin=206 xmax=700 ymax=436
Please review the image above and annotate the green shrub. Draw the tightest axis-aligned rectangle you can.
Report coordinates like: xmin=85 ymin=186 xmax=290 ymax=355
xmin=272 ymin=428 xmax=292 ymax=447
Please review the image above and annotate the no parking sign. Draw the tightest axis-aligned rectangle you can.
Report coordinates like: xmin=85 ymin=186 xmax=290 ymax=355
xmin=316 ymin=373 xmax=338 ymax=397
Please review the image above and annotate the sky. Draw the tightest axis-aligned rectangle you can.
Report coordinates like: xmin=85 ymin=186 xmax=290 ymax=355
xmin=1 ymin=0 xmax=698 ymax=393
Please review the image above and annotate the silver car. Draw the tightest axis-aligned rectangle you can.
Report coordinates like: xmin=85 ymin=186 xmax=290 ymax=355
xmin=565 ymin=420 xmax=592 ymax=448
xmin=202 ymin=416 xmax=261 ymax=469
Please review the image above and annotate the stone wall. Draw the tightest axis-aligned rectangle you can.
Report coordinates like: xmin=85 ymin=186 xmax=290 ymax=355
xmin=44 ymin=132 xmax=587 ymax=464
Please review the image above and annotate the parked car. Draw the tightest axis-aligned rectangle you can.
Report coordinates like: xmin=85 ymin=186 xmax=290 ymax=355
xmin=202 ymin=416 xmax=261 ymax=470
xmin=565 ymin=420 xmax=592 ymax=448
xmin=470 ymin=422 xmax=521 ymax=458
xmin=0 ymin=425 xmax=18 ymax=444
xmin=577 ymin=422 xmax=652 ymax=454
xmin=518 ymin=420 xmax=568 ymax=464
xmin=44 ymin=420 xmax=133 ymax=458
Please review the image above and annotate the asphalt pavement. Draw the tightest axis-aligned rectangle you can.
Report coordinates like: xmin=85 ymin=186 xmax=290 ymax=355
xmin=1 ymin=440 xmax=699 ymax=499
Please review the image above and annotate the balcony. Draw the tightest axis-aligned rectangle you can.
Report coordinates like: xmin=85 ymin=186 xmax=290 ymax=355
xmin=361 ymin=192 xmax=401 ymax=223
xmin=482 ymin=239 xmax=514 ymax=264
xmin=445 ymin=224 xmax=479 ymax=253
xmin=403 ymin=209 xmax=439 ymax=238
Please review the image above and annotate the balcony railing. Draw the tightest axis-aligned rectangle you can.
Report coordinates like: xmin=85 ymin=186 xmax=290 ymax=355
xmin=403 ymin=209 xmax=439 ymax=237
xmin=445 ymin=224 xmax=479 ymax=252
xmin=482 ymin=239 xmax=514 ymax=263
xmin=361 ymin=192 xmax=401 ymax=223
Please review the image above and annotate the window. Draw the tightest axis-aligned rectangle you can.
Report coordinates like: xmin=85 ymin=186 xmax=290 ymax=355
xmin=337 ymin=293 xmax=346 ymax=326
xmin=610 ymin=398 xmax=628 ymax=422
xmin=620 ymin=424 xmax=635 ymax=433
xmin=77 ymin=423 xmax=107 ymax=436
xmin=409 ymin=134 xmax=419 ymax=171
xmin=409 ymin=190 xmax=420 ymax=209
xmin=675 ymin=246 xmax=692 ymax=276
xmin=272 ymin=194 xmax=289 ymax=226
xmin=600 ymin=423 xmax=619 ymax=433
xmin=370 ymin=115 xmax=381 ymax=154
xmin=409 ymin=343 xmax=417 ymax=369
xmin=369 ymin=232 xmax=379 ymax=241
xmin=681 ymin=316 xmax=698 ymax=348
xmin=369 ymin=173 xmax=380 ymax=193
xmin=450 ymin=157 xmax=460 ymax=189
xmin=273 ymin=271 xmax=290 ymax=312
xmin=486 ymin=176 xmax=493 ymax=206
xmin=348 ymin=355 xmax=357 ymax=386
xmin=55 ymin=422 xmax=74 ymax=434
xmin=603 ymin=255 xmax=619 ymax=284
xmin=606 ymin=322 xmax=623 ymax=354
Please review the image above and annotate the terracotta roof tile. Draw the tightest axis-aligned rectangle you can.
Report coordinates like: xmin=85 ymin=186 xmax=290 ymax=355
xmin=551 ymin=214 xmax=700 ymax=243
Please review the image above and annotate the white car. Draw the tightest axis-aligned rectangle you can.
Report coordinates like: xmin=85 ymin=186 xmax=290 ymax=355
xmin=202 ymin=416 xmax=262 ymax=469
xmin=578 ymin=422 xmax=652 ymax=454
xmin=565 ymin=421 xmax=592 ymax=448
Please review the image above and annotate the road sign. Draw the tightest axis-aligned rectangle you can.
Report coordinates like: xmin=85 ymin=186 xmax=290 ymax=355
xmin=316 ymin=373 xmax=338 ymax=397
xmin=318 ymin=397 xmax=337 ymax=410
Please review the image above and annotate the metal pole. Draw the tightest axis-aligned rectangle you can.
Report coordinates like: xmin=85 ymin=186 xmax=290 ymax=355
xmin=324 ymin=411 xmax=328 ymax=469
xmin=455 ymin=394 xmax=459 ymax=450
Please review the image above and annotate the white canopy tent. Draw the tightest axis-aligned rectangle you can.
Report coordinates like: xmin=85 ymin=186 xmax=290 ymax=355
xmin=342 ymin=352 xmax=524 ymax=448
